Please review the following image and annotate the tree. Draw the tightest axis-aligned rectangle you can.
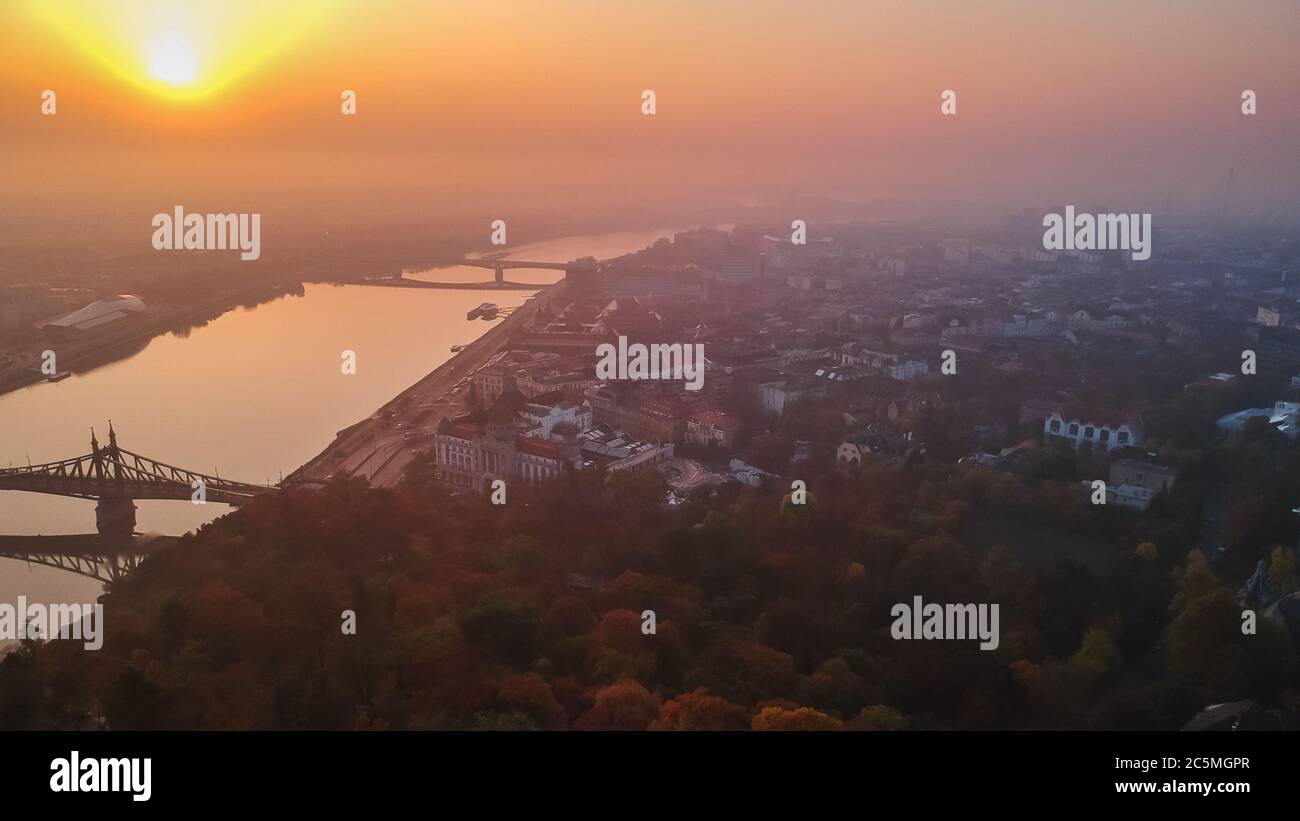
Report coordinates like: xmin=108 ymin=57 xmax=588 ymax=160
xmin=848 ymin=705 xmax=910 ymax=731
xmin=458 ymin=593 xmax=541 ymax=666
xmin=594 ymin=609 xmax=646 ymax=655
xmin=496 ymin=673 xmax=567 ymax=729
xmin=751 ymin=706 xmax=842 ymax=731
xmin=574 ymin=679 xmax=661 ymax=730
xmin=652 ymin=689 xmax=748 ymax=730
xmin=105 ymin=667 xmax=173 ymax=730
xmin=541 ymin=596 xmax=596 ymax=641
xmin=1170 ymin=551 xmax=1219 ymax=617
xmin=1226 ymin=495 xmax=1268 ymax=557
xmin=1168 ymin=588 xmax=1293 ymax=700
xmin=796 ymin=658 xmax=867 ymax=717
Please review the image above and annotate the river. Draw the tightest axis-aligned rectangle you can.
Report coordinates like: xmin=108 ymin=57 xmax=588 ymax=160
xmin=0 ymin=227 xmax=680 ymax=623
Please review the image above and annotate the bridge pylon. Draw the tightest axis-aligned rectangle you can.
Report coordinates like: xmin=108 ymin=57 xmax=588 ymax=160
xmin=95 ymin=497 xmax=137 ymax=538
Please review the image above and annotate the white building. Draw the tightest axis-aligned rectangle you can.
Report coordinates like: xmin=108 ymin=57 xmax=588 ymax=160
xmin=519 ymin=397 xmax=592 ymax=438
xmin=1216 ymin=401 xmax=1300 ymax=440
xmin=37 ymin=294 xmax=146 ymax=336
xmin=1043 ymin=406 xmax=1144 ymax=451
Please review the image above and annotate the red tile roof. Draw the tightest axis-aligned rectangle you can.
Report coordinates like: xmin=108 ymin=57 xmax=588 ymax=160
xmin=1057 ymin=405 xmax=1142 ymax=430
xmin=689 ymin=409 xmax=741 ymax=430
xmin=445 ymin=422 xmax=482 ymax=440
xmin=516 ymin=437 xmax=563 ymax=460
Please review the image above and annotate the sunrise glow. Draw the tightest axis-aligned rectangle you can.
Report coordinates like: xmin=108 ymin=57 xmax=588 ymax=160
xmin=21 ymin=0 xmax=338 ymax=101
xmin=148 ymin=36 xmax=198 ymax=86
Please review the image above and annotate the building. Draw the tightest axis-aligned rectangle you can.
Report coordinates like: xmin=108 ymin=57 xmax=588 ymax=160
xmin=473 ymin=362 xmax=514 ymax=405
xmin=603 ymin=269 xmax=704 ymax=299
xmin=434 ymin=407 xmax=586 ymax=490
xmin=434 ymin=410 xmax=520 ymax=490
xmin=595 ymin=297 xmax=664 ymax=337
xmin=686 ymin=409 xmax=741 ymax=448
xmin=585 ymin=385 xmax=691 ymax=443
xmin=37 ymin=294 xmax=147 ymax=338
xmin=1215 ymin=401 xmax=1300 ymax=440
xmin=1043 ymin=405 xmax=1144 ymax=451
xmin=518 ymin=394 xmax=592 ymax=438
xmin=885 ymin=360 xmax=929 ymax=381
xmin=515 ymin=436 xmax=567 ymax=483
xmin=578 ymin=425 xmax=675 ymax=474
xmin=1256 ymin=306 xmax=1282 ymax=327
xmin=1110 ymin=459 xmax=1179 ymax=494
xmin=720 ymin=244 xmax=757 ymax=283
xmin=1104 ymin=460 xmax=1179 ymax=511
xmin=514 ymin=362 xmax=596 ymax=399
xmin=474 ymin=354 xmax=596 ymax=405
xmin=759 ymin=376 xmax=828 ymax=418
xmin=435 ymin=389 xmax=678 ymax=490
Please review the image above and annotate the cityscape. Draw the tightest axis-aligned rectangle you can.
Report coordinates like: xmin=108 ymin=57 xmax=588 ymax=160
xmin=1 ymin=0 xmax=1299 ymax=799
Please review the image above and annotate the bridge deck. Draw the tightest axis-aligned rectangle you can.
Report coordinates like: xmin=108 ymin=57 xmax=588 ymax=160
xmin=0 ymin=533 xmax=179 ymax=557
xmin=359 ymin=277 xmax=546 ymax=290
xmin=0 ymin=430 xmax=274 ymax=503
xmin=0 ymin=474 xmax=262 ymax=503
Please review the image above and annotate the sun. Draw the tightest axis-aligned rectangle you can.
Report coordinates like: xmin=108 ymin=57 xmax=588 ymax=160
xmin=148 ymin=36 xmax=198 ymax=86
xmin=23 ymin=0 xmax=342 ymax=102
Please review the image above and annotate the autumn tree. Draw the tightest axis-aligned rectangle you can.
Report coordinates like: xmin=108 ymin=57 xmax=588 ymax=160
xmin=751 ymin=706 xmax=842 ymax=731
xmin=848 ymin=705 xmax=910 ymax=731
xmin=652 ymin=688 xmax=748 ymax=731
xmin=574 ymin=679 xmax=661 ymax=730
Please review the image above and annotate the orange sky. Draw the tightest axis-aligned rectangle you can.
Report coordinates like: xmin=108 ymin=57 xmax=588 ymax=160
xmin=2 ymin=0 xmax=1298 ymax=215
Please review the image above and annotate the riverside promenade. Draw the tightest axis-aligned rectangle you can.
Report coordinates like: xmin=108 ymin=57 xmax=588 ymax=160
xmin=288 ymin=282 xmax=562 ymax=487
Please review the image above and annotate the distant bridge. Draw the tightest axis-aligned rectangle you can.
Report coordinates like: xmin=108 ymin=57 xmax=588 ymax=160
xmin=0 ymin=424 xmax=275 ymax=540
xmin=359 ymin=257 xmax=600 ymax=290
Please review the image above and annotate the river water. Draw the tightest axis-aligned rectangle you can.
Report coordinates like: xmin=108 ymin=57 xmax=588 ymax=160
xmin=0 ymin=227 xmax=678 ymax=618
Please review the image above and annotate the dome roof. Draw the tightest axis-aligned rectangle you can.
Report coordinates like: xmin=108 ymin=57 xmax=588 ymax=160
xmin=39 ymin=294 xmax=147 ymax=331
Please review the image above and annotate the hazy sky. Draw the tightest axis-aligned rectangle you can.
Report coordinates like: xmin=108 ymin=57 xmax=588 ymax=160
xmin=2 ymin=0 xmax=1298 ymax=218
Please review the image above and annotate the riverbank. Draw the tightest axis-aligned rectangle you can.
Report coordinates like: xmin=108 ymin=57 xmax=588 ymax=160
xmin=0 ymin=279 xmax=301 ymax=397
xmin=288 ymin=282 xmax=562 ymax=487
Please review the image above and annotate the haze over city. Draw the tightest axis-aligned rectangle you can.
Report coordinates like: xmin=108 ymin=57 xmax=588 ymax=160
xmin=2 ymin=2 xmax=1300 ymax=799
xmin=3 ymin=0 xmax=1299 ymax=228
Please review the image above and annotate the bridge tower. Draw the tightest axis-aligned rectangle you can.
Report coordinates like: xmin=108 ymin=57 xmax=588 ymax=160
xmin=95 ymin=497 xmax=137 ymax=538
xmin=92 ymin=423 xmax=136 ymax=538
